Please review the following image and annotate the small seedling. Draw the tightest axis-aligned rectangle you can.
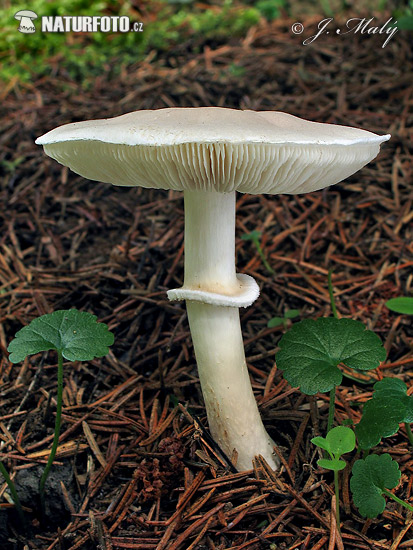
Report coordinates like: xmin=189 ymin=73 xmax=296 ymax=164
xmin=241 ymin=230 xmax=274 ymax=274
xmin=312 ymin=426 xmax=356 ymax=471
xmin=350 ymin=453 xmax=413 ymax=518
xmin=386 ymin=297 xmax=413 ymax=315
xmin=267 ymin=309 xmax=300 ymax=329
xmin=355 ymin=377 xmax=413 ymax=449
xmin=7 ymin=309 xmax=114 ymax=517
xmin=312 ymin=426 xmax=356 ymax=528
xmin=276 ymin=270 xmax=413 ymax=527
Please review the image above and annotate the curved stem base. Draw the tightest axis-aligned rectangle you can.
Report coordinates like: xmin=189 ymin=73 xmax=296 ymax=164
xmin=187 ymin=301 xmax=278 ymax=471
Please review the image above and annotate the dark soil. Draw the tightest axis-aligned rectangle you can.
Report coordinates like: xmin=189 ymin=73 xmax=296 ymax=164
xmin=1 ymin=13 xmax=412 ymax=550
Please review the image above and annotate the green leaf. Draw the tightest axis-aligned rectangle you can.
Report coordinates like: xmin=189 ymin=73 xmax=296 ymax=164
xmin=241 ymin=230 xmax=261 ymax=243
xmin=397 ymin=16 xmax=413 ymax=30
xmin=373 ymin=378 xmax=413 ymax=423
xmin=350 ymin=454 xmax=401 ymax=518
xmin=275 ymin=318 xmax=386 ymax=395
xmin=318 ymin=458 xmax=346 ymax=471
xmin=311 ymin=436 xmax=331 ymax=453
xmin=268 ymin=309 xmax=300 ymax=328
xmin=355 ymin=397 xmax=406 ymax=450
xmin=312 ymin=427 xmax=355 ymax=460
xmin=386 ymin=297 xmax=413 ymax=315
xmin=256 ymin=519 xmax=268 ymax=528
xmin=326 ymin=426 xmax=356 ymax=456
xmin=355 ymin=377 xmax=413 ymax=449
xmin=267 ymin=317 xmax=284 ymax=328
xmin=7 ymin=309 xmax=114 ymax=363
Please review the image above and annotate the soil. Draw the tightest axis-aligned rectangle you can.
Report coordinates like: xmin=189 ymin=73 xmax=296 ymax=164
xmin=0 ymin=12 xmax=412 ymax=550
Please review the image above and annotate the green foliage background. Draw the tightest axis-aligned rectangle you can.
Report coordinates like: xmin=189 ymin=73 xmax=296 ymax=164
xmin=1 ymin=0 xmax=261 ymax=84
xmin=1 ymin=0 xmax=412 ymax=84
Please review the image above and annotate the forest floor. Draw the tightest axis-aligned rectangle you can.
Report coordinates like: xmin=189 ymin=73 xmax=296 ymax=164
xmin=0 ymin=13 xmax=412 ymax=550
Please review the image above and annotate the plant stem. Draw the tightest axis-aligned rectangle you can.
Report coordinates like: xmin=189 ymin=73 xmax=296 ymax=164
xmin=405 ymin=423 xmax=413 ymax=448
xmin=0 ymin=461 xmax=25 ymax=524
xmin=326 ymin=269 xmax=338 ymax=436
xmin=327 ymin=387 xmax=336 ymax=434
xmin=383 ymin=489 xmax=413 ymax=512
xmin=328 ymin=269 xmax=338 ymax=319
xmin=334 ymin=469 xmax=341 ymax=531
xmin=327 ymin=269 xmax=337 ymax=437
xmin=39 ymin=350 xmax=64 ymax=514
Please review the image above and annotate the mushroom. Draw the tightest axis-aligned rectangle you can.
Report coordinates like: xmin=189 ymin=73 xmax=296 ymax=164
xmin=14 ymin=10 xmax=37 ymax=33
xmin=35 ymin=108 xmax=390 ymax=471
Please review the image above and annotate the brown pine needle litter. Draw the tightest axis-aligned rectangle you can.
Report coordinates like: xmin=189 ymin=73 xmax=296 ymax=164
xmin=1 ymin=11 xmax=412 ymax=550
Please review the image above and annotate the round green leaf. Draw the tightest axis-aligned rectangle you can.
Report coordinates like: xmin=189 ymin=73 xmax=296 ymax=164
xmin=373 ymin=378 xmax=413 ymax=423
xmin=350 ymin=454 xmax=401 ymax=518
xmin=7 ymin=309 xmax=114 ymax=363
xmin=355 ymin=396 xmax=406 ymax=450
xmin=355 ymin=377 xmax=413 ymax=449
xmin=326 ymin=426 xmax=356 ymax=456
xmin=374 ymin=377 xmax=408 ymax=395
xmin=275 ymin=318 xmax=386 ymax=395
xmin=385 ymin=297 xmax=413 ymax=315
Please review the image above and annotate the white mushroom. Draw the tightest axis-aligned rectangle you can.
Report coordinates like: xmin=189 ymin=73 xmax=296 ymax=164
xmin=14 ymin=10 xmax=37 ymax=33
xmin=36 ymin=108 xmax=390 ymax=471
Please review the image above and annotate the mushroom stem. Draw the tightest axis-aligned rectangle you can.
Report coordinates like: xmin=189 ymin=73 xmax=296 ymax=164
xmin=184 ymin=190 xmax=238 ymax=293
xmin=182 ymin=190 xmax=278 ymax=471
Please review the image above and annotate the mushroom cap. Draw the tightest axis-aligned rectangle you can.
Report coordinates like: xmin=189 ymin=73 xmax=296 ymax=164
xmin=14 ymin=10 xmax=38 ymax=19
xmin=36 ymin=107 xmax=390 ymax=195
